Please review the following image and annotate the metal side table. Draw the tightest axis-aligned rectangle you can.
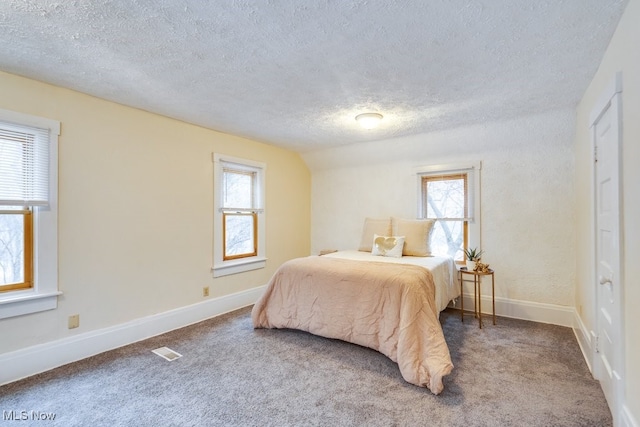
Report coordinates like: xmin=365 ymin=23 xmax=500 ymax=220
xmin=459 ymin=267 xmax=496 ymax=328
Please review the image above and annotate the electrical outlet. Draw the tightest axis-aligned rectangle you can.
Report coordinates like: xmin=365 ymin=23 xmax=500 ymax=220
xmin=203 ymin=286 xmax=210 ymax=297
xmin=68 ymin=314 xmax=80 ymax=329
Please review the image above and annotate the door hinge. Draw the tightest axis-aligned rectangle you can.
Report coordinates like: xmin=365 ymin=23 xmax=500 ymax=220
xmin=594 ymin=335 xmax=599 ymax=353
xmin=594 ymin=145 xmax=598 ymax=163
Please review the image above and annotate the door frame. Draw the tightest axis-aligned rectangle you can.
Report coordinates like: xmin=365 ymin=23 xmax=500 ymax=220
xmin=589 ymin=71 xmax=625 ymax=422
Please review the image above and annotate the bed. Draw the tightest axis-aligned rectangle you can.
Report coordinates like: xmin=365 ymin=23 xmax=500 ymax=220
xmin=251 ymin=218 xmax=460 ymax=395
xmin=323 ymin=250 xmax=459 ymax=312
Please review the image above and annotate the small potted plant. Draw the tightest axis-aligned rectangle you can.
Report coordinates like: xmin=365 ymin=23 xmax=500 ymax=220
xmin=463 ymin=247 xmax=483 ymax=271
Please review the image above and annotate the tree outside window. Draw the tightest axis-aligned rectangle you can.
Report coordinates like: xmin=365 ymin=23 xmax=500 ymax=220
xmin=422 ymin=174 xmax=468 ymax=260
xmin=0 ymin=208 xmax=31 ymax=290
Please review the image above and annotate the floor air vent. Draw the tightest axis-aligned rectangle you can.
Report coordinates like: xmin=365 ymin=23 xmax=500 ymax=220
xmin=152 ymin=347 xmax=183 ymax=361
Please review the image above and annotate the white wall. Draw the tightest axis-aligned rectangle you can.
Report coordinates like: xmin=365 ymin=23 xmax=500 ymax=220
xmin=303 ymin=108 xmax=576 ymax=307
xmin=0 ymin=71 xmax=311 ymax=355
xmin=574 ymin=0 xmax=639 ymax=425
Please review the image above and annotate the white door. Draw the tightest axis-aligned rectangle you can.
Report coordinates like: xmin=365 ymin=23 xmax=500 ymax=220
xmin=592 ymin=84 xmax=623 ymax=415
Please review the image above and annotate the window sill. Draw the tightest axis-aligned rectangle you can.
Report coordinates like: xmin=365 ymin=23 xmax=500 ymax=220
xmin=0 ymin=290 xmax=62 ymax=320
xmin=212 ymin=257 xmax=267 ymax=278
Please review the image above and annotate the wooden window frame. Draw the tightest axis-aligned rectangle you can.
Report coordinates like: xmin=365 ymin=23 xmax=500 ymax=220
xmin=421 ymin=173 xmax=469 ymax=261
xmin=222 ymin=212 xmax=258 ymax=261
xmin=0 ymin=208 xmax=33 ymax=292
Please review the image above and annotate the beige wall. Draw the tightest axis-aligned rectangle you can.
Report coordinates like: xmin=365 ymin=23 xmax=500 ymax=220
xmin=574 ymin=0 xmax=639 ymax=423
xmin=0 ymin=71 xmax=311 ymax=353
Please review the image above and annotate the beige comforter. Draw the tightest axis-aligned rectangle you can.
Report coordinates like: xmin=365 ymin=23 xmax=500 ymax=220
xmin=251 ymin=256 xmax=453 ymax=395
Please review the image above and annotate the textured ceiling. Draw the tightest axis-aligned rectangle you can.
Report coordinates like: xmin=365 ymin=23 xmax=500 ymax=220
xmin=0 ymin=0 xmax=629 ymax=152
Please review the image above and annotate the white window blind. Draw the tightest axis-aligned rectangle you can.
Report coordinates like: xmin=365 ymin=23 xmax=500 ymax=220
xmin=0 ymin=121 xmax=50 ymax=206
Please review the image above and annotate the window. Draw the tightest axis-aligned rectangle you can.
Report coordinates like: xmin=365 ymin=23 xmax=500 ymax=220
xmin=213 ymin=154 xmax=266 ymax=277
xmin=222 ymin=166 xmax=257 ymax=260
xmin=0 ymin=206 xmax=33 ymax=292
xmin=416 ymin=163 xmax=481 ymax=261
xmin=0 ymin=108 xmax=60 ymax=319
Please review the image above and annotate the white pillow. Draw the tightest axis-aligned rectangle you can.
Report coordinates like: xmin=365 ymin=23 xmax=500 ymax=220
xmin=371 ymin=234 xmax=405 ymax=258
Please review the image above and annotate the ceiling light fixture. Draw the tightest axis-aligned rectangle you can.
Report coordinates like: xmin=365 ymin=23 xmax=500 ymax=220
xmin=355 ymin=112 xmax=383 ymax=129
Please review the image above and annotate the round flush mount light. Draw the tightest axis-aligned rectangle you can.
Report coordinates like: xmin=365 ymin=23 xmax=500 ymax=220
xmin=355 ymin=112 xmax=383 ymax=129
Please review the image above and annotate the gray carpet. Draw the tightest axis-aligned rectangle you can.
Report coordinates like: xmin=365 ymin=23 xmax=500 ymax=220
xmin=0 ymin=307 xmax=611 ymax=426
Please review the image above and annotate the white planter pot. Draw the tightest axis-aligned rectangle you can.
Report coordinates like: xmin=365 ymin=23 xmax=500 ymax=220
xmin=466 ymin=260 xmax=476 ymax=271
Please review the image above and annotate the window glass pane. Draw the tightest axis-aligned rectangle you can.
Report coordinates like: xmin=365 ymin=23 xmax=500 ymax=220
xmin=430 ymin=220 xmax=464 ymax=260
xmin=223 ymin=170 xmax=254 ymax=209
xmin=426 ymin=177 xmax=465 ymax=219
xmin=422 ymin=174 xmax=468 ymax=260
xmin=0 ymin=213 xmax=25 ymax=286
xmin=224 ymin=214 xmax=255 ymax=257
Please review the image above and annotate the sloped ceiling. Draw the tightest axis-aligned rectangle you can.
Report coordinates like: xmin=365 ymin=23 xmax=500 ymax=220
xmin=0 ymin=0 xmax=629 ymax=152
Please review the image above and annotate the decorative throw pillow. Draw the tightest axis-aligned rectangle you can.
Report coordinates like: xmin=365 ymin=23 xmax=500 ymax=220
xmin=392 ymin=218 xmax=436 ymax=256
xmin=371 ymin=234 xmax=405 ymax=258
xmin=358 ymin=217 xmax=392 ymax=252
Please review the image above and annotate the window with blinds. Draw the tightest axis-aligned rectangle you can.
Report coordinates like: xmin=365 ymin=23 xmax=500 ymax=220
xmin=0 ymin=120 xmax=50 ymax=292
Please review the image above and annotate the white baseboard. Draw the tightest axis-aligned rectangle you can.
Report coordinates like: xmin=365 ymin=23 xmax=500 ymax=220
xmin=567 ymin=310 xmax=640 ymax=427
xmin=451 ymin=293 xmax=574 ymax=327
xmin=572 ymin=309 xmax=594 ymax=373
xmin=0 ymin=285 xmax=267 ymax=386
xmin=621 ymin=404 xmax=640 ymax=427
